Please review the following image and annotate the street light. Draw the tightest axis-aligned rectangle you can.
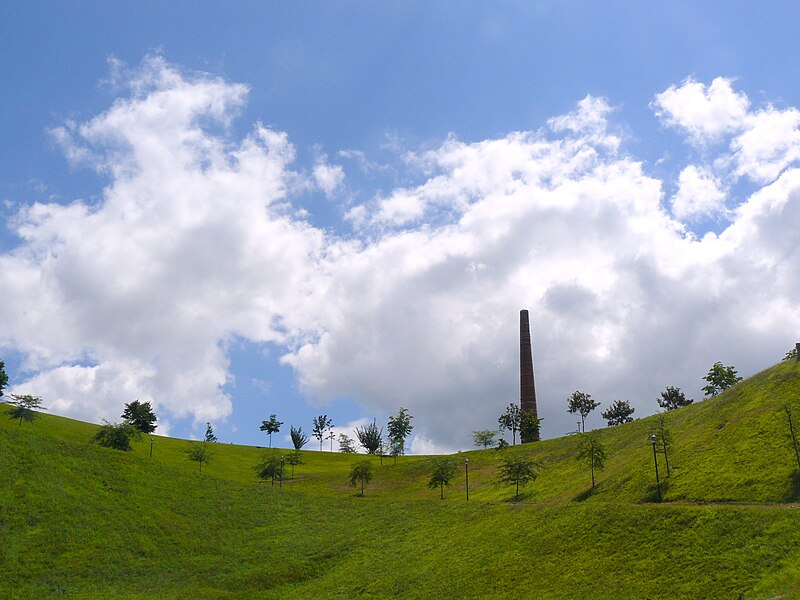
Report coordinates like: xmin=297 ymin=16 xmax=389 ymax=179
xmin=465 ymin=458 xmax=470 ymax=501
xmin=149 ymin=437 xmax=154 ymax=460
xmin=280 ymin=456 xmax=284 ymax=489
xmin=648 ymin=434 xmax=662 ymax=502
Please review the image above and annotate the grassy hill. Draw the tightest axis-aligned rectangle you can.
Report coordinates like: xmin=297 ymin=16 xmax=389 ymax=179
xmin=2 ymin=359 xmax=800 ymax=598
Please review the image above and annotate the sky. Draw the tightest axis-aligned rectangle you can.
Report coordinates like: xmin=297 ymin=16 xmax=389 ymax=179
xmin=2 ymin=2 xmax=800 ymax=453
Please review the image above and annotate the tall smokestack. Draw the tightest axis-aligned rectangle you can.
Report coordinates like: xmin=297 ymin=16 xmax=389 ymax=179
xmin=520 ymin=309 xmax=540 ymax=442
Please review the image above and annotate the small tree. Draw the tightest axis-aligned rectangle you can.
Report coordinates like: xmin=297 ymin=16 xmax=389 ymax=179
xmin=650 ymin=413 xmax=673 ymax=477
xmin=285 ymin=450 xmax=303 ymax=479
xmin=427 ymin=457 xmax=458 ymax=499
xmin=784 ymin=346 xmax=798 ymax=362
xmin=204 ymin=422 xmax=218 ymax=443
xmin=186 ymin=442 xmax=212 ymax=472
xmin=254 ymin=453 xmax=282 ymax=486
xmin=93 ymin=420 xmax=139 ymax=451
xmin=290 ymin=425 xmax=309 ymax=450
xmin=577 ymin=431 xmax=607 ymax=489
xmin=498 ymin=404 xmax=521 ymax=445
xmin=520 ymin=412 xmax=543 ymax=442
xmin=121 ymin=400 xmax=157 ymax=433
xmin=6 ymin=394 xmax=46 ymax=426
xmin=355 ymin=419 xmax=383 ymax=454
xmin=0 ymin=360 xmax=8 ymax=397
xmin=349 ymin=459 xmax=373 ymax=496
xmin=568 ymin=391 xmax=600 ymax=433
xmin=496 ymin=438 xmax=509 ymax=451
xmin=472 ymin=430 xmax=497 ymax=449
xmin=702 ymin=362 xmax=743 ymax=398
xmin=784 ymin=403 xmax=800 ymax=472
xmin=657 ymin=386 xmax=693 ymax=411
xmin=260 ymin=414 xmax=283 ymax=448
xmin=601 ymin=400 xmax=635 ymax=426
xmin=338 ymin=433 xmax=357 ymax=453
xmin=499 ymin=455 xmax=542 ymax=501
xmin=387 ymin=407 xmax=414 ymax=457
xmin=312 ymin=415 xmax=333 ymax=451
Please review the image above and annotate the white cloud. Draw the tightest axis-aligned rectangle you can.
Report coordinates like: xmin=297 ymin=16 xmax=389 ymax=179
xmin=731 ymin=106 xmax=800 ymax=183
xmin=671 ymin=165 xmax=728 ymax=221
xmin=652 ymin=76 xmax=749 ymax=145
xmin=3 ymin=60 xmax=800 ymax=450
xmin=313 ymin=158 xmax=345 ymax=196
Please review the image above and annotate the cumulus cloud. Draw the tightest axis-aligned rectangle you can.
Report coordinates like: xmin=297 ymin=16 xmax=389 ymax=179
xmin=671 ymin=165 xmax=728 ymax=221
xmin=2 ymin=60 xmax=800 ymax=449
xmin=652 ymin=76 xmax=749 ymax=145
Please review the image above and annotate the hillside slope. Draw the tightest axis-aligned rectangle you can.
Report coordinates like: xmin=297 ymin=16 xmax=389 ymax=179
xmin=2 ymin=359 xmax=800 ymax=599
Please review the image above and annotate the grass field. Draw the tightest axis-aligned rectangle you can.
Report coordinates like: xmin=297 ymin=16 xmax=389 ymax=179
xmin=3 ymin=359 xmax=800 ymax=598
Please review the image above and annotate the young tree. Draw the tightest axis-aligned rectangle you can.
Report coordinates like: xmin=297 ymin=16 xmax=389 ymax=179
xmin=204 ymin=422 xmax=218 ymax=443
xmin=472 ymin=430 xmax=497 ymax=449
xmin=121 ymin=400 xmax=157 ymax=433
xmin=0 ymin=359 xmax=8 ymax=397
xmin=601 ymin=400 xmax=635 ymax=426
xmin=6 ymin=394 xmax=46 ymax=426
xmin=260 ymin=414 xmax=283 ymax=448
xmin=290 ymin=425 xmax=309 ymax=450
xmin=312 ymin=415 xmax=333 ymax=451
xmin=650 ymin=413 xmax=673 ymax=477
xmin=657 ymin=386 xmax=693 ymax=411
xmin=577 ymin=431 xmax=607 ymax=489
xmin=186 ymin=442 xmax=212 ymax=472
xmin=499 ymin=455 xmax=542 ymax=501
xmin=567 ymin=391 xmax=600 ymax=433
xmin=784 ymin=346 xmax=798 ymax=362
xmin=702 ymin=362 xmax=743 ymax=398
xmin=338 ymin=433 xmax=357 ymax=453
xmin=349 ymin=459 xmax=373 ymax=496
xmin=355 ymin=419 xmax=383 ymax=454
xmin=285 ymin=450 xmax=303 ymax=479
xmin=254 ymin=453 xmax=282 ymax=486
xmin=496 ymin=438 xmax=509 ymax=451
xmin=498 ymin=404 xmax=521 ymax=445
xmin=387 ymin=407 xmax=414 ymax=457
xmin=427 ymin=457 xmax=458 ymax=499
xmin=94 ymin=421 xmax=139 ymax=451
xmin=520 ymin=412 xmax=543 ymax=442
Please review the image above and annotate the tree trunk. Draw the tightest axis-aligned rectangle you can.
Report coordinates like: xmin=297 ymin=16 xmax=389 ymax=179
xmin=661 ymin=431 xmax=671 ymax=477
xmin=440 ymin=482 xmax=444 ymax=500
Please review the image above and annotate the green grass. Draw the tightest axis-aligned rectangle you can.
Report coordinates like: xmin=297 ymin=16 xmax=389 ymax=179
xmin=3 ymin=359 xmax=800 ymax=598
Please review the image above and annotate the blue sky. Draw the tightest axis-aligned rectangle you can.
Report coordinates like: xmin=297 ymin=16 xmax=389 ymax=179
xmin=2 ymin=2 xmax=800 ymax=451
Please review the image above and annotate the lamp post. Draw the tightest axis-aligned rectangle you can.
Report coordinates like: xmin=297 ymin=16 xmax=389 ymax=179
xmin=280 ymin=456 xmax=284 ymax=489
xmin=465 ymin=458 xmax=470 ymax=501
xmin=149 ymin=437 xmax=154 ymax=459
xmin=649 ymin=434 xmax=662 ymax=502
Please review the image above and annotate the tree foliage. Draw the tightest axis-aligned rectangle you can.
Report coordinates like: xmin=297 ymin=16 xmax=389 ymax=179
xmin=577 ymin=431 xmax=607 ymax=489
xmin=701 ymin=362 xmax=743 ymax=398
xmin=0 ymin=360 xmax=8 ymax=398
xmin=285 ymin=450 xmax=303 ymax=479
xmin=121 ymin=400 xmax=157 ymax=433
xmin=290 ymin=425 xmax=309 ymax=450
xmin=186 ymin=442 xmax=213 ymax=471
xmin=601 ymin=400 xmax=635 ymax=426
xmin=94 ymin=420 xmax=139 ymax=451
xmin=338 ymin=433 xmax=357 ymax=453
xmin=312 ymin=415 xmax=333 ymax=451
xmin=6 ymin=394 xmax=46 ymax=426
xmin=567 ymin=391 xmax=600 ymax=432
xmin=520 ymin=412 xmax=542 ymax=442
xmin=349 ymin=460 xmax=373 ymax=496
xmin=427 ymin=457 xmax=458 ymax=499
xmin=387 ymin=407 xmax=414 ymax=457
xmin=204 ymin=422 xmax=218 ymax=443
xmin=355 ymin=419 xmax=383 ymax=454
xmin=499 ymin=455 xmax=542 ymax=500
xmin=254 ymin=453 xmax=283 ymax=485
xmin=784 ymin=346 xmax=798 ymax=362
xmin=260 ymin=414 xmax=283 ymax=447
xmin=498 ymin=403 xmax=521 ymax=445
xmin=657 ymin=386 xmax=693 ymax=411
xmin=472 ymin=430 xmax=497 ymax=449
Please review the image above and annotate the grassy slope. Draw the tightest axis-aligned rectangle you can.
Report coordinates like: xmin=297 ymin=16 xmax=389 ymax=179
xmin=2 ymin=359 xmax=800 ymax=598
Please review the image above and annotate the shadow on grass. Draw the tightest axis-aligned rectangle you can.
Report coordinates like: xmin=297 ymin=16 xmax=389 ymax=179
xmin=781 ymin=469 xmax=800 ymax=502
xmin=573 ymin=485 xmax=599 ymax=502
xmin=641 ymin=479 xmax=670 ymax=503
